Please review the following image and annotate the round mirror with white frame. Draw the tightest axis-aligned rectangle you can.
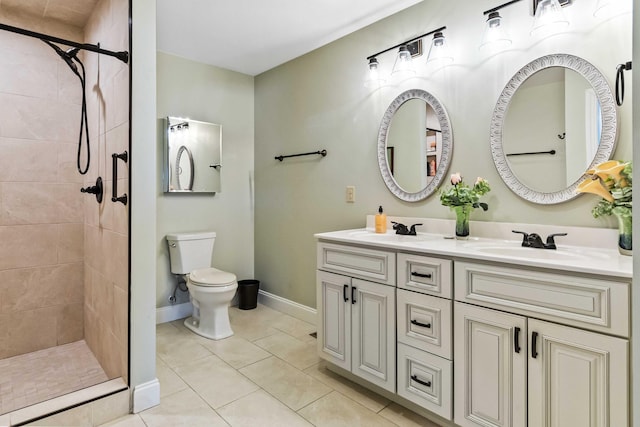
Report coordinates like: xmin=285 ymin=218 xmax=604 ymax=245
xmin=490 ymin=54 xmax=617 ymax=204
xmin=377 ymin=89 xmax=453 ymax=202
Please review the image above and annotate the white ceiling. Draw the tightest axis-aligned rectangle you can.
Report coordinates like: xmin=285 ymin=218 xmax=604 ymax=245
xmin=156 ymin=0 xmax=423 ymax=76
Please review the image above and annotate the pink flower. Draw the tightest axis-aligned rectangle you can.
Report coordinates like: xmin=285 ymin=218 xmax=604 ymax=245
xmin=450 ymin=173 xmax=462 ymax=185
xmin=475 ymin=177 xmax=485 ymax=186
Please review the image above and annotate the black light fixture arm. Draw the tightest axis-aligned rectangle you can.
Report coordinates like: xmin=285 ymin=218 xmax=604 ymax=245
xmin=366 ymin=26 xmax=446 ymax=61
xmin=483 ymin=0 xmax=523 ymax=15
xmin=0 ymin=22 xmax=129 ymax=63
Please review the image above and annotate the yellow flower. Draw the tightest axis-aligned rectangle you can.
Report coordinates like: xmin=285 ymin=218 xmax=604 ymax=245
xmin=587 ymin=160 xmax=630 ymax=187
xmin=576 ymin=177 xmax=614 ymax=202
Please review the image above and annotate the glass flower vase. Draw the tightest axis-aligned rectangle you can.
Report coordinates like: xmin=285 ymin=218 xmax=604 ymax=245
xmin=615 ymin=211 xmax=632 ymax=256
xmin=453 ymin=205 xmax=471 ymax=239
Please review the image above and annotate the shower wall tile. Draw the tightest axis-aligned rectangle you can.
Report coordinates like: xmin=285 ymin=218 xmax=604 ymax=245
xmin=0 ymin=306 xmax=58 ymax=358
xmin=56 ymin=303 xmax=84 ymax=345
xmin=0 ymin=49 xmax=58 ymax=100
xmin=58 ymin=142 xmax=85 ymax=184
xmin=0 ymin=93 xmax=80 ymax=141
xmin=0 ymin=182 xmax=83 ymax=225
xmin=0 ymin=263 xmax=82 ymax=313
xmin=57 ymin=62 xmax=83 ymax=105
xmin=0 ymin=138 xmax=59 ymax=182
xmin=0 ymin=225 xmax=57 ymax=270
xmin=57 ymin=223 xmax=84 ymax=263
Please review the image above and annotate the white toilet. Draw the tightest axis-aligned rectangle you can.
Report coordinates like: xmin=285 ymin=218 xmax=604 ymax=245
xmin=166 ymin=232 xmax=238 ymax=340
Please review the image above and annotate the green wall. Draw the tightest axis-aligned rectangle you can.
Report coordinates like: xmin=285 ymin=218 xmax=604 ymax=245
xmin=254 ymin=0 xmax=632 ymax=308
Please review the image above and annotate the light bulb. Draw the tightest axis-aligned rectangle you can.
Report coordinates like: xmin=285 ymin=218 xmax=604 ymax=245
xmin=426 ymin=32 xmax=453 ymax=65
xmin=479 ymin=11 xmax=512 ymax=52
xmin=391 ymin=45 xmax=416 ymax=77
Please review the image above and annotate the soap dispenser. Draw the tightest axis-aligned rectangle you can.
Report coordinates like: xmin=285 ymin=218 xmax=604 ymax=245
xmin=375 ymin=206 xmax=387 ymax=234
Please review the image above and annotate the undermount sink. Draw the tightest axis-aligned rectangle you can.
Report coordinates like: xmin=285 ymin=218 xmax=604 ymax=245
xmin=462 ymin=242 xmax=607 ymax=261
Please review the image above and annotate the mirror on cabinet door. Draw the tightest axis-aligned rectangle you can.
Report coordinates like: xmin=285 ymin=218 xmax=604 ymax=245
xmin=490 ymin=54 xmax=617 ymax=204
xmin=163 ymin=117 xmax=222 ymax=193
xmin=378 ymin=89 xmax=453 ymax=202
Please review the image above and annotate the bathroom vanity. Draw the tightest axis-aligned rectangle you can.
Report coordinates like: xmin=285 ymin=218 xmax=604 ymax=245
xmin=315 ymin=218 xmax=631 ymax=427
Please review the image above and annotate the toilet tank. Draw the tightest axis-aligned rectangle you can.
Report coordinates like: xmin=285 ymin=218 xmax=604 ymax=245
xmin=166 ymin=231 xmax=216 ymax=274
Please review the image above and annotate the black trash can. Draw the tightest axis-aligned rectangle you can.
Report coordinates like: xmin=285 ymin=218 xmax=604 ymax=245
xmin=238 ymin=279 xmax=260 ymax=310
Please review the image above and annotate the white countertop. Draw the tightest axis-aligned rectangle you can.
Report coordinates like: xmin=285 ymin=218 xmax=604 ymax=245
xmin=315 ymin=227 xmax=632 ymax=279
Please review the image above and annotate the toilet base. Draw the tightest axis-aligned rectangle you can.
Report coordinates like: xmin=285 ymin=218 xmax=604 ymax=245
xmin=183 ymin=315 xmax=234 ymax=340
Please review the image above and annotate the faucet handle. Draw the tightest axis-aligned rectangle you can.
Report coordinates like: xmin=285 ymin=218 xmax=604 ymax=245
xmin=545 ymin=233 xmax=567 ymax=250
xmin=512 ymin=230 xmax=529 ymax=246
xmin=408 ymin=223 xmax=423 ymax=235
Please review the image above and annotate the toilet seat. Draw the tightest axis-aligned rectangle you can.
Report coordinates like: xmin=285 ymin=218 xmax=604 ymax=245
xmin=189 ymin=267 xmax=237 ymax=287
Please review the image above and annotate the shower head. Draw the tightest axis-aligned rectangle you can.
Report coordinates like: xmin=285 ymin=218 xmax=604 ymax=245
xmin=41 ymin=39 xmax=79 ymax=75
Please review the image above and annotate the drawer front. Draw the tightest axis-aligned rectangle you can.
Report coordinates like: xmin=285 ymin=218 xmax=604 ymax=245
xmin=397 ymin=289 xmax=452 ymax=359
xmin=397 ymin=343 xmax=452 ymax=421
xmin=455 ymin=261 xmax=630 ymax=337
xmin=398 ymin=253 xmax=452 ymax=298
xmin=317 ymin=242 xmax=395 ymax=286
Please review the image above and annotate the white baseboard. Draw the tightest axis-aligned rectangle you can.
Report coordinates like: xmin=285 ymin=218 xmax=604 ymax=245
xmin=257 ymin=290 xmax=317 ymax=324
xmin=156 ymin=302 xmax=193 ymax=324
xmin=132 ymin=378 xmax=160 ymax=413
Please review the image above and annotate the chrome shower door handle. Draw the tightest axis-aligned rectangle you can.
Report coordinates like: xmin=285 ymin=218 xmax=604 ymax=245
xmin=111 ymin=151 xmax=128 ymax=205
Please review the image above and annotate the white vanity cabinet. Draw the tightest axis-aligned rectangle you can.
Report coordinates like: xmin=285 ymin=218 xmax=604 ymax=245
xmin=316 ymin=243 xmax=396 ymax=392
xmin=454 ymin=261 xmax=629 ymax=427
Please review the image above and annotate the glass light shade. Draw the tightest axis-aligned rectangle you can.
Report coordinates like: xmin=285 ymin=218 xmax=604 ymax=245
xmin=391 ymin=45 xmax=416 ymax=76
xmin=530 ymin=0 xmax=569 ymax=37
xmin=594 ymin=0 xmax=631 ymax=18
xmin=426 ymin=32 xmax=453 ymax=65
xmin=365 ymin=57 xmax=386 ymax=88
xmin=479 ymin=12 xmax=512 ymax=52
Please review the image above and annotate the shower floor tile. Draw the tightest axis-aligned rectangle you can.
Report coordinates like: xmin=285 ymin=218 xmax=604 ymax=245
xmin=0 ymin=340 xmax=108 ymax=415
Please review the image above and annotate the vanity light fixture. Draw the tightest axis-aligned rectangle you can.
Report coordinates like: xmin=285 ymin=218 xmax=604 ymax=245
xmin=530 ymin=0 xmax=569 ymax=36
xmin=365 ymin=26 xmax=446 ymax=83
xmin=426 ymin=31 xmax=453 ymax=65
xmin=479 ymin=0 xmax=522 ymax=51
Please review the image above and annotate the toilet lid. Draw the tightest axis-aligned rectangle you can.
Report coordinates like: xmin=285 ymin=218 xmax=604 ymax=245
xmin=189 ymin=267 xmax=237 ymax=287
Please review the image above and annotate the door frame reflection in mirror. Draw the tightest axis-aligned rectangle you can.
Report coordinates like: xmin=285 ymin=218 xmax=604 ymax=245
xmin=377 ymin=89 xmax=453 ymax=202
xmin=490 ymin=54 xmax=617 ymax=204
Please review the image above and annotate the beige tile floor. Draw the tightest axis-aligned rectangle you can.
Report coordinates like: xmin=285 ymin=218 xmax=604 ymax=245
xmin=0 ymin=340 xmax=108 ymax=415
xmin=101 ymin=304 xmax=442 ymax=427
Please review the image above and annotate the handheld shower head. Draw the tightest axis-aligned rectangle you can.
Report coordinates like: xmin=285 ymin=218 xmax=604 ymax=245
xmin=41 ymin=39 xmax=78 ymax=75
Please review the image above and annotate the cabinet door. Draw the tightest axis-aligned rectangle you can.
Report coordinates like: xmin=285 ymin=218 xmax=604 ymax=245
xmin=454 ymin=302 xmax=527 ymax=427
xmin=528 ymin=319 xmax=628 ymax=427
xmin=351 ymin=278 xmax=396 ymax=392
xmin=316 ymin=270 xmax=351 ymax=371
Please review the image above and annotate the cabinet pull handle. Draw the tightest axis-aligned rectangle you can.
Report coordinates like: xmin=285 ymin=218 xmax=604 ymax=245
xmin=343 ymin=284 xmax=349 ymax=302
xmin=531 ymin=331 xmax=539 ymax=359
xmin=410 ymin=375 xmax=431 ymax=388
xmin=514 ymin=327 xmax=521 ymax=353
xmin=411 ymin=271 xmax=432 ymax=279
xmin=410 ymin=319 xmax=431 ymax=329
xmin=351 ymin=286 xmax=357 ymax=304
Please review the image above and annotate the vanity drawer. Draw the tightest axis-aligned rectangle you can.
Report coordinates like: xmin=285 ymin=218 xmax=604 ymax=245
xmin=397 ymin=253 xmax=452 ymax=298
xmin=397 ymin=343 xmax=452 ymax=421
xmin=455 ymin=261 xmax=630 ymax=337
xmin=397 ymin=289 xmax=452 ymax=359
xmin=317 ymin=242 xmax=395 ymax=286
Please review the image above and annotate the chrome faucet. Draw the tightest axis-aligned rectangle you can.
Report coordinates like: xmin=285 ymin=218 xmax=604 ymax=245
xmin=512 ymin=230 xmax=567 ymax=250
xmin=392 ymin=222 xmax=423 ymax=236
